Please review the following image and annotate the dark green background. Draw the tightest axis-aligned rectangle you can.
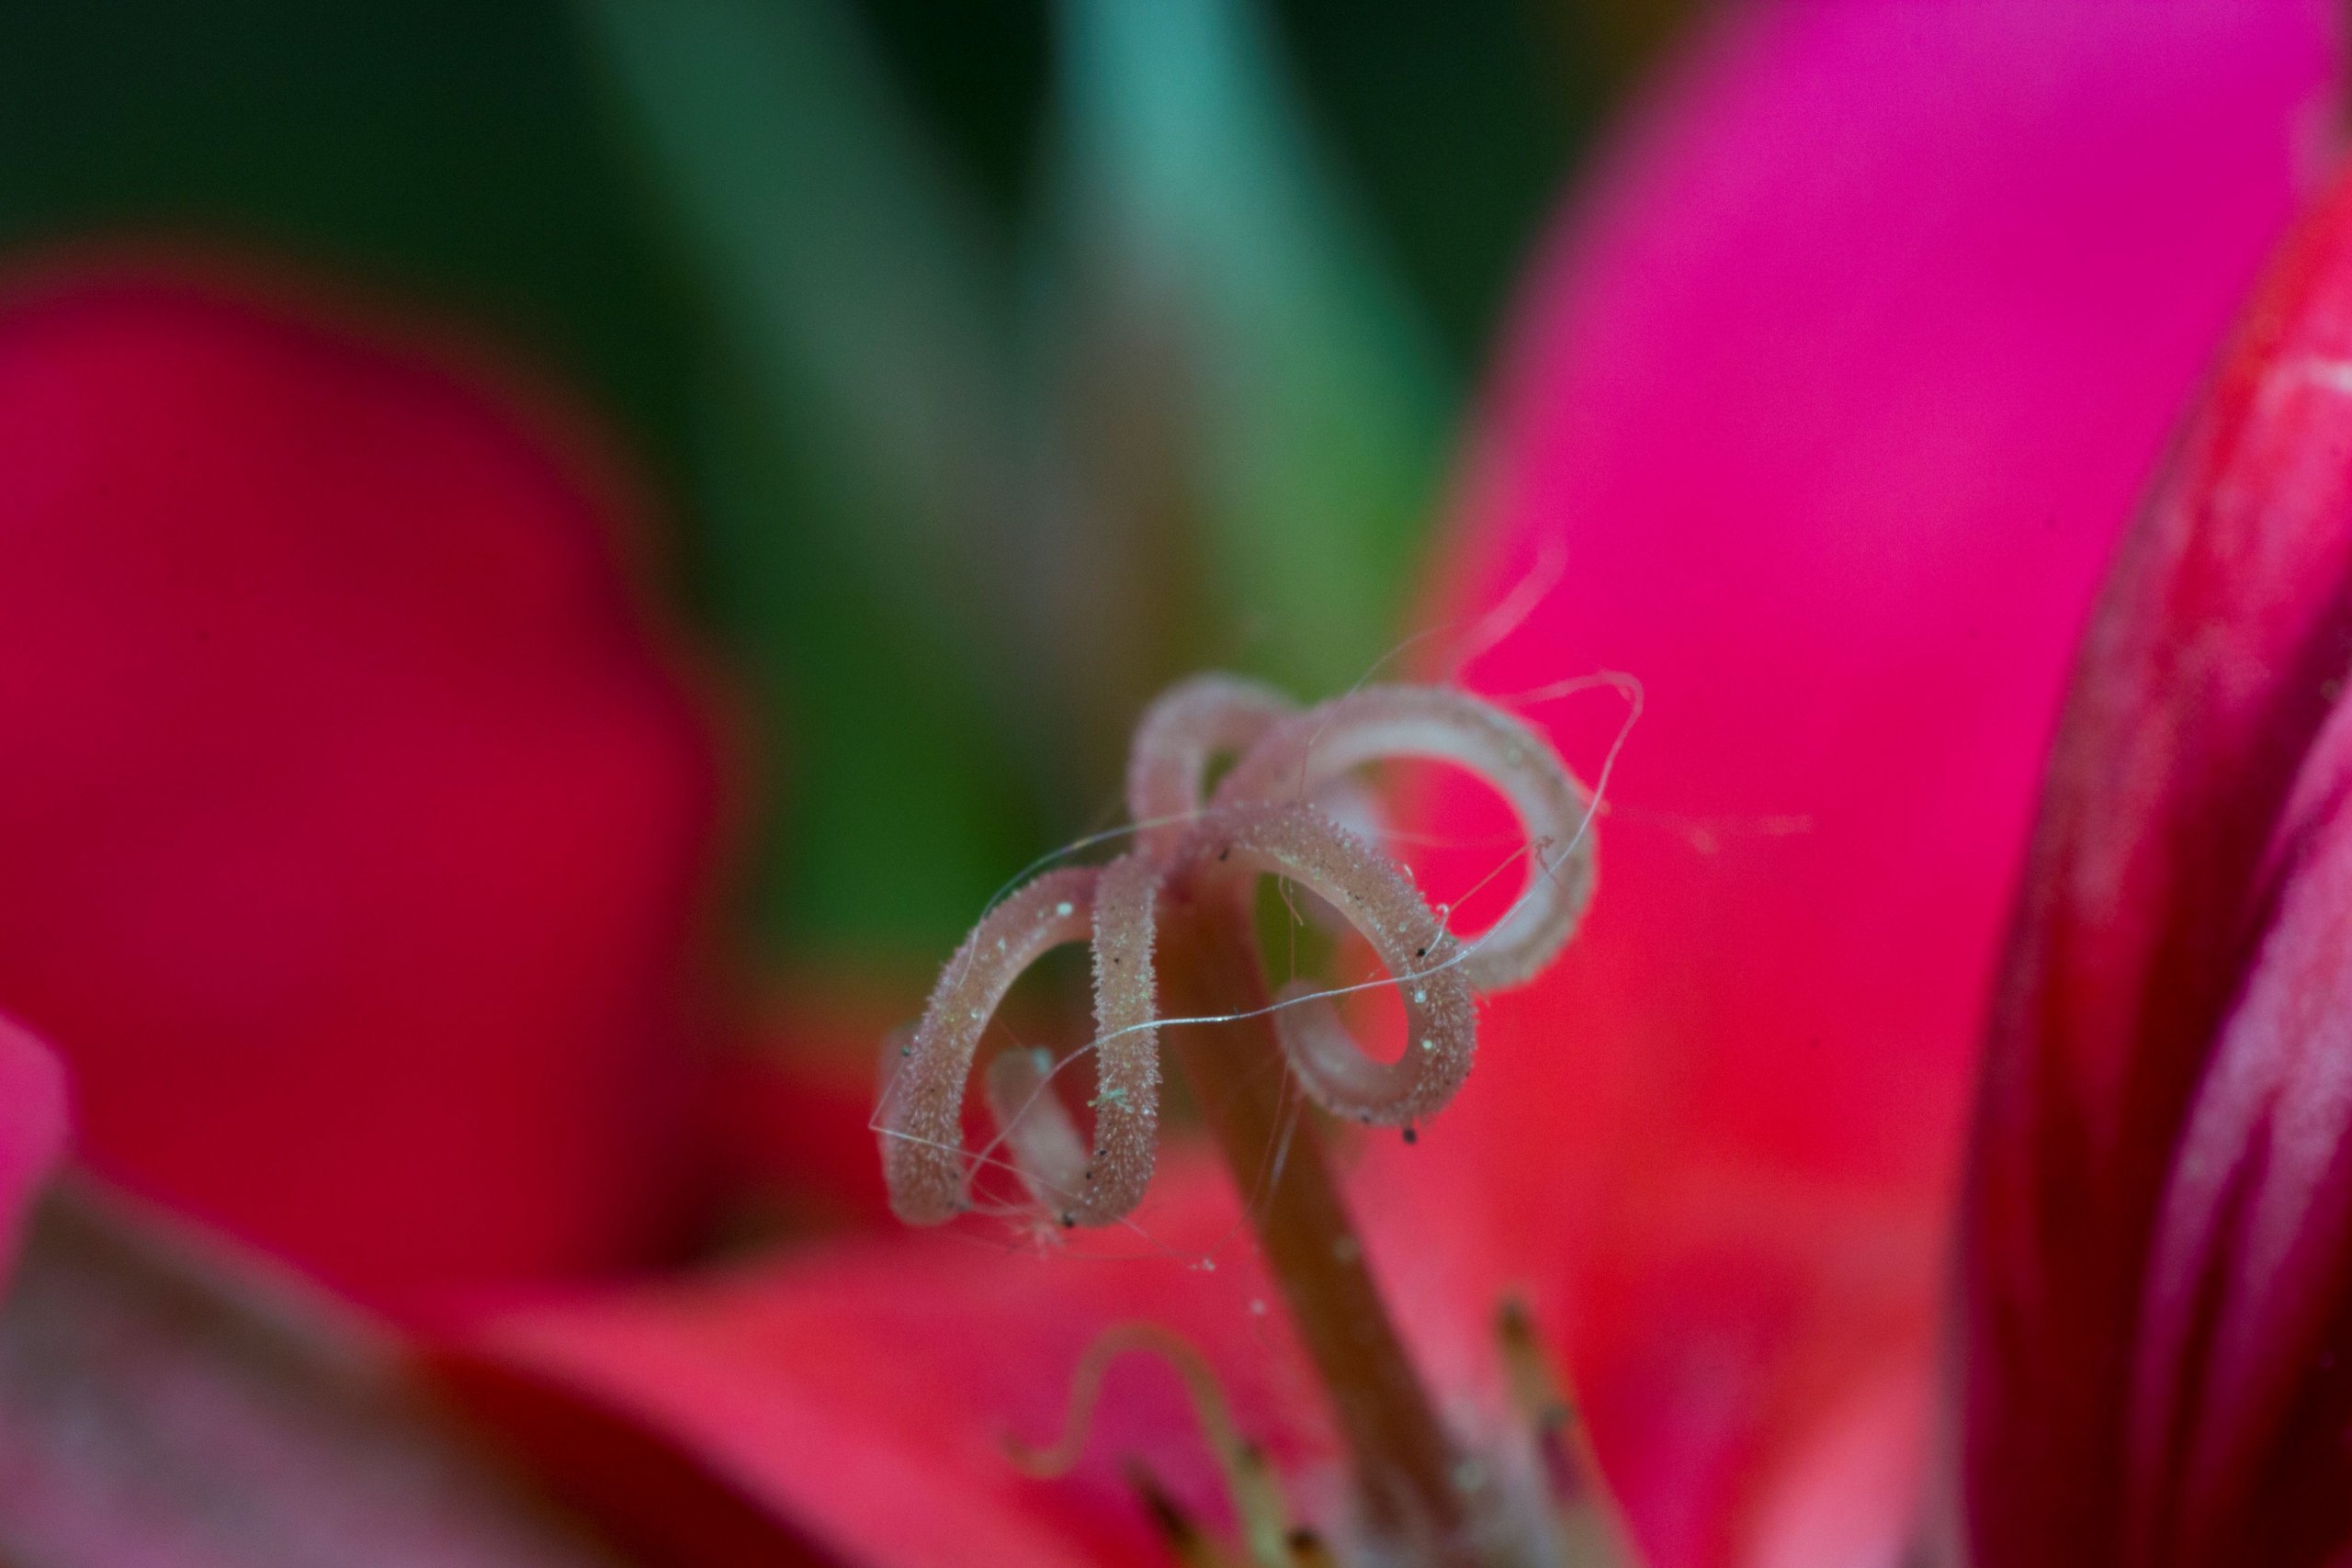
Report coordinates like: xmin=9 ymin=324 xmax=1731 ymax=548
xmin=0 ymin=0 xmax=1683 ymax=964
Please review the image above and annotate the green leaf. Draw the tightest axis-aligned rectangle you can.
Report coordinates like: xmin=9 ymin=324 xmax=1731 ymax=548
xmin=582 ymin=0 xmax=1011 ymax=572
xmin=1045 ymin=0 xmax=1453 ymax=698
xmin=579 ymin=0 xmax=1044 ymax=956
xmin=687 ymin=369 xmax=1036 ymax=957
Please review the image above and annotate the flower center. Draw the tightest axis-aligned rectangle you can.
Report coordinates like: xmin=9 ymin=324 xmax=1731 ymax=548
xmin=876 ymin=672 xmax=1623 ymax=1564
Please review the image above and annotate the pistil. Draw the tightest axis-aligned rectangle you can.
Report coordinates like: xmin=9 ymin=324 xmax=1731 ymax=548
xmin=878 ymin=672 xmax=1604 ymax=1564
xmin=1157 ymin=882 xmax=1489 ymax=1566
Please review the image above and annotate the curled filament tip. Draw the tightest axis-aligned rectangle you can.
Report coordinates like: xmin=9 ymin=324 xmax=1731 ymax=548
xmin=877 ymin=671 xmax=1596 ymax=1230
xmin=1211 ymin=684 xmax=1595 ymax=991
xmin=1126 ymin=672 xmax=1298 ymax=862
xmin=1182 ymin=802 xmax=1477 ymax=1125
xmin=883 ymin=862 xmax=1164 ymax=1225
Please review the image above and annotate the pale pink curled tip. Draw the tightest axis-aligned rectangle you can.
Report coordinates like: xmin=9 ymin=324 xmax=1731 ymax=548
xmin=1210 ymin=684 xmax=1594 ymax=991
xmin=880 ymin=867 xmax=1101 ymax=1225
xmin=978 ymin=854 xmax=1165 ymax=1227
xmin=1125 ymin=672 xmax=1296 ymax=863
xmin=1179 ymin=801 xmax=1477 ymax=1125
xmin=880 ymin=855 xmax=1166 ymax=1230
xmin=0 ymin=1013 xmax=67 ymax=1282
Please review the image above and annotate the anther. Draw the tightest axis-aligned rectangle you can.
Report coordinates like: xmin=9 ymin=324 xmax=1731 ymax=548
xmin=1286 ymin=1529 xmax=1338 ymax=1567
xmin=1496 ymin=1297 xmax=1634 ymax=1563
xmin=1015 ymin=1325 xmax=1293 ymax=1566
xmin=1125 ymin=1465 xmax=1224 ymax=1568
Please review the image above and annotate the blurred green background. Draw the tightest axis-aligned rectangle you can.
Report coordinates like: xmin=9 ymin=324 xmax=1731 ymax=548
xmin=0 ymin=0 xmax=1688 ymax=970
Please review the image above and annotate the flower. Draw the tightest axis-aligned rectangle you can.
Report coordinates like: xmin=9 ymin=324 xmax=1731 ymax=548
xmin=1961 ymin=151 xmax=2352 ymax=1568
xmin=451 ymin=4 xmax=2340 ymax=1566
xmin=0 ymin=262 xmax=730 ymax=1311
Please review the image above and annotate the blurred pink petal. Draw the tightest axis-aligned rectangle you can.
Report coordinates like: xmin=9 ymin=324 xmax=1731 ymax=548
xmin=0 ymin=263 xmax=729 ymax=1310
xmin=701 ymin=984 xmax=913 ymax=1234
xmin=1430 ymin=1 xmax=2335 ymax=1562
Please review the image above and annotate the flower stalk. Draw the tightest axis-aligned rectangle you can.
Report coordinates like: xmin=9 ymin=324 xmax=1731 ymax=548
xmin=1156 ymin=888 xmax=1477 ymax=1560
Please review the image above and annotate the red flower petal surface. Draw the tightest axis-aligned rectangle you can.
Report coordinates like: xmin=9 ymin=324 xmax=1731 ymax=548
xmin=0 ymin=264 xmax=728 ymax=1310
xmin=700 ymin=983 xmax=912 ymax=1235
xmin=1964 ymin=162 xmax=2352 ymax=1568
xmin=1429 ymin=3 xmax=2334 ymax=1563
xmin=466 ymin=1151 xmax=1343 ymax=1568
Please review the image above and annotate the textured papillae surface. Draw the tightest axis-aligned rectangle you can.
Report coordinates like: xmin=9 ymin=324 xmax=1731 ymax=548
xmin=881 ymin=673 xmax=1590 ymax=1229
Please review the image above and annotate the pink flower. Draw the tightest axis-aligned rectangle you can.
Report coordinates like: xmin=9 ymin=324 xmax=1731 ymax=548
xmin=1962 ymin=152 xmax=2352 ymax=1568
xmin=0 ymin=262 xmax=729 ymax=1311
xmin=451 ymin=4 xmax=2342 ymax=1566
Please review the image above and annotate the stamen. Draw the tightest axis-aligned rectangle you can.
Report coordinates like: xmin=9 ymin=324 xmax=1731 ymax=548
xmin=973 ymin=853 xmax=1164 ymax=1224
xmin=1127 ymin=672 xmax=1298 ymax=862
xmin=881 ymin=672 xmax=1613 ymax=1566
xmin=1496 ymin=1299 xmax=1634 ymax=1565
xmin=1284 ymin=1529 xmax=1340 ymax=1567
xmin=1080 ymin=852 xmax=1164 ymax=1219
xmin=981 ymin=1047 xmax=1090 ymax=1219
xmin=1156 ymin=894 xmax=1483 ymax=1560
xmin=1209 ymin=684 xmax=1595 ymax=990
xmin=882 ymin=865 xmax=1157 ymax=1224
xmin=1009 ymin=1323 xmax=1295 ymax=1568
xmin=1180 ymin=803 xmax=1476 ymax=1125
xmin=1130 ymin=1466 xmax=1243 ymax=1568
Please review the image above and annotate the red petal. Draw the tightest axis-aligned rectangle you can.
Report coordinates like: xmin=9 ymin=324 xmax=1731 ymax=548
xmin=463 ymin=1153 xmax=1340 ymax=1568
xmin=1965 ymin=162 xmax=2352 ymax=1567
xmin=0 ymin=261 xmax=730 ymax=1309
xmin=1428 ymin=3 xmax=2334 ymax=1563
xmin=701 ymin=983 xmax=917 ymax=1235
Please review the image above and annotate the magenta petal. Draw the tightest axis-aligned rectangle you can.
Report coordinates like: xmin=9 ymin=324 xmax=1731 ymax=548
xmin=1966 ymin=163 xmax=2352 ymax=1567
xmin=0 ymin=1014 xmax=65 ymax=1281
xmin=1431 ymin=3 xmax=2334 ymax=1564
xmin=466 ymin=1156 xmax=1341 ymax=1568
xmin=2128 ymin=734 xmax=2352 ymax=1566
